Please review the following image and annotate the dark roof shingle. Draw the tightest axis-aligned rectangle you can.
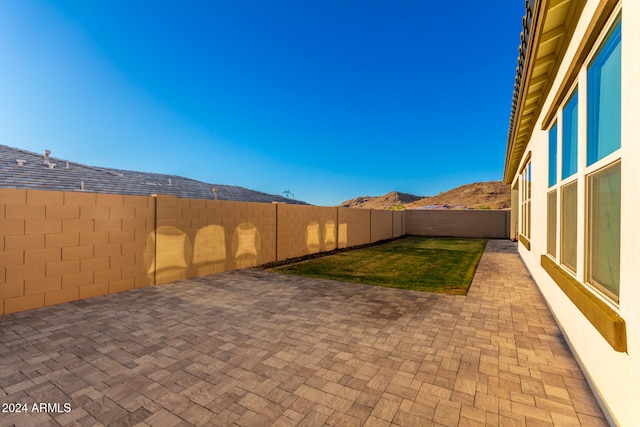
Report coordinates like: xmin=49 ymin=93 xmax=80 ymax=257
xmin=0 ymin=144 xmax=308 ymax=204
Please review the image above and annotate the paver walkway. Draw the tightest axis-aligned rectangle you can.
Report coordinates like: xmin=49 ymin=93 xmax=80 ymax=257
xmin=0 ymin=240 xmax=608 ymax=426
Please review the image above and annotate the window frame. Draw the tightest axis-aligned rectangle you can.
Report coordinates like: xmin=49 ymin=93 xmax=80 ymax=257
xmin=582 ymin=13 xmax=622 ymax=306
xmin=560 ymin=181 xmax=578 ymax=273
xmin=519 ymin=160 xmax=532 ymax=243
xmin=548 ymin=123 xmax=558 ymax=188
xmin=585 ymin=160 xmax=621 ymax=303
xmin=542 ymin=10 xmax=622 ymax=308
xmin=547 ymin=121 xmax=559 ymax=259
xmin=547 ymin=189 xmax=557 ymax=258
xmin=561 ymin=88 xmax=579 ymax=180
xmin=587 ymin=18 xmax=622 ymax=167
xmin=538 ymin=5 xmax=625 ymax=351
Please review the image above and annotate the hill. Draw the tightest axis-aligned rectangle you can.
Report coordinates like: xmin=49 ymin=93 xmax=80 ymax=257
xmin=339 ymin=192 xmax=422 ymax=209
xmin=338 ymin=181 xmax=510 ymax=210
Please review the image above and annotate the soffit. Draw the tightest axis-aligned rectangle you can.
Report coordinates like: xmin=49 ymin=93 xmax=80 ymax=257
xmin=504 ymin=0 xmax=587 ymax=183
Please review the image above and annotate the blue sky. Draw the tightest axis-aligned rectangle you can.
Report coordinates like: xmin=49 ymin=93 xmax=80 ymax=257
xmin=0 ymin=1 xmax=523 ymax=206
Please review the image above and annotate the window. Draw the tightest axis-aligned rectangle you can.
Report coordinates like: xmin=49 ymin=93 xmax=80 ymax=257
xmin=587 ymin=20 xmax=621 ymax=166
xmin=539 ymin=10 xmax=624 ymax=350
xmin=560 ymin=92 xmax=578 ymax=273
xmin=547 ymin=190 xmax=557 ymax=258
xmin=547 ymin=122 xmax=558 ymax=258
xmin=520 ymin=161 xmax=532 ymax=241
xmin=586 ymin=161 xmax=621 ymax=302
xmin=544 ymin=13 xmax=621 ymax=306
xmin=584 ymin=18 xmax=622 ymax=303
xmin=562 ymin=90 xmax=578 ymax=179
xmin=548 ymin=123 xmax=558 ymax=187
xmin=560 ymin=182 xmax=577 ymax=273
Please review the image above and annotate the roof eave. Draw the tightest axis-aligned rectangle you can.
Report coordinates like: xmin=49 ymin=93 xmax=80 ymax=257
xmin=503 ymin=0 xmax=588 ymax=184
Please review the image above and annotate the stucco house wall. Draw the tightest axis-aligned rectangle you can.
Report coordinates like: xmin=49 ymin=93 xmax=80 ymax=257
xmin=508 ymin=1 xmax=639 ymax=424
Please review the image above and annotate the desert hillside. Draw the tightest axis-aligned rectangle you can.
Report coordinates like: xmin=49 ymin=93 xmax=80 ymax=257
xmin=339 ymin=192 xmax=422 ymax=209
xmin=339 ymin=181 xmax=510 ymax=210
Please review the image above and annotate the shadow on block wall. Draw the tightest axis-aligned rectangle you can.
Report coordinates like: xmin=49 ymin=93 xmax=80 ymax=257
xmin=338 ymin=223 xmax=348 ymax=248
xmin=148 ymin=215 xmax=352 ymax=286
xmin=324 ymin=220 xmax=336 ymax=247
xmin=305 ymin=220 xmax=338 ymax=254
xmin=193 ymin=225 xmax=227 ymax=275
xmin=148 ymin=221 xmax=264 ymax=285
xmin=233 ymin=221 xmax=260 ymax=268
xmin=306 ymin=221 xmax=320 ymax=253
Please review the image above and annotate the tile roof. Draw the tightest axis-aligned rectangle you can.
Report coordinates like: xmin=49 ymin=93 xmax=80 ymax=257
xmin=0 ymin=144 xmax=308 ymax=205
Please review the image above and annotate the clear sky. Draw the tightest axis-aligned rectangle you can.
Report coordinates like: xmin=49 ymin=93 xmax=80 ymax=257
xmin=0 ymin=1 xmax=524 ymax=206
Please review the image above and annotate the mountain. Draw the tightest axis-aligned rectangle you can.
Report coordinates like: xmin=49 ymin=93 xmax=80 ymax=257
xmin=339 ymin=192 xmax=422 ymax=209
xmin=338 ymin=181 xmax=511 ymax=210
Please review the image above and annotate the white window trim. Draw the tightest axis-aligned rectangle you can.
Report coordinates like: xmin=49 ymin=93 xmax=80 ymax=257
xmin=519 ymin=161 xmax=532 ymax=241
xmin=544 ymin=9 xmax=622 ymax=309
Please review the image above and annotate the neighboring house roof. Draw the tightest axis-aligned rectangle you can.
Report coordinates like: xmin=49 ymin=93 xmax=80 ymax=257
xmin=0 ymin=144 xmax=308 ymax=205
xmin=503 ymin=0 xmax=588 ymax=183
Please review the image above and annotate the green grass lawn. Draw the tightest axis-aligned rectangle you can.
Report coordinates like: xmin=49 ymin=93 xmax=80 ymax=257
xmin=273 ymin=236 xmax=487 ymax=294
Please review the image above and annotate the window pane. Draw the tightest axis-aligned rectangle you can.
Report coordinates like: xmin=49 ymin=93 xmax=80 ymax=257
xmin=562 ymin=91 xmax=579 ymax=179
xmin=527 ymin=200 xmax=531 ymax=239
xmin=520 ymin=172 xmax=526 ymax=236
xmin=586 ymin=162 xmax=621 ymax=302
xmin=520 ymin=163 xmax=531 ymax=239
xmin=547 ymin=190 xmax=557 ymax=257
xmin=588 ymin=21 xmax=621 ymax=165
xmin=561 ymin=182 xmax=577 ymax=272
xmin=549 ymin=124 xmax=557 ymax=187
xmin=527 ymin=165 xmax=531 ymax=238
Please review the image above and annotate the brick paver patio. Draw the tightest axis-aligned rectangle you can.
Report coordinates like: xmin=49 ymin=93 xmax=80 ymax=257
xmin=0 ymin=240 xmax=608 ymax=426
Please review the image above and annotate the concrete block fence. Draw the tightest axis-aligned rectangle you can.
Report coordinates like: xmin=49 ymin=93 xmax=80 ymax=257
xmin=405 ymin=209 xmax=511 ymax=239
xmin=1 ymin=188 xmax=509 ymax=315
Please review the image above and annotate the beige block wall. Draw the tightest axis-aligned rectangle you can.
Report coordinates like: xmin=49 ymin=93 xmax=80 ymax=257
xmin=153 ymin=196 xmax=277 ymax=284
xmin=336 ymin=208 xmax=371 ymax=248
xmin=392 ymin=211 xmax=404 ymax=238
xmin=276 ymin=204 xmax=338 ymax=261
xmin=0 ymin=188 xmax=154 ymax=315
xmin=1 ymin=188 xmax=406 ymax=315
xmin=371 ymin=210 xmax=393 ymax=242
xmin=405 ymin=210 xmax=510 ymax=239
